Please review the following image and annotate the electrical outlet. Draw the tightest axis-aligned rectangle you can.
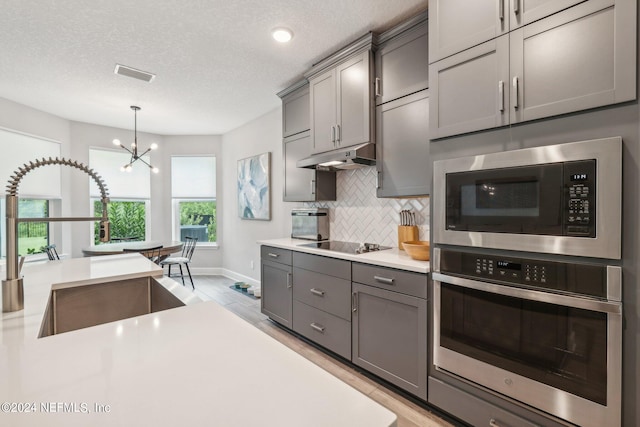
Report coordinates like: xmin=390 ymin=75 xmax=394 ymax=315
xmin=250 ymin=260 xmax=254 ymax=270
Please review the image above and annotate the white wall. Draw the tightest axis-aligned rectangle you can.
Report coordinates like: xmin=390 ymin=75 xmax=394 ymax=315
xmin=221 ymin=107 xmax=297 ymax=284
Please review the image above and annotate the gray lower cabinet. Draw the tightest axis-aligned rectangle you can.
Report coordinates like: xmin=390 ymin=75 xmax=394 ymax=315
xmin=352 ymin=262 xmax=428 ymax=399
xmin=292 ymin=252 xmax=352 ymax=359
xmin=430 ymin=0 xmax=636 ymax=139
xmin=376 ymin=90 xmax=430 ymax=197
xmin=260 ymin=246 xmax=292 ymax=328
xmin=283 ymin=131 xmax=336 ymax=201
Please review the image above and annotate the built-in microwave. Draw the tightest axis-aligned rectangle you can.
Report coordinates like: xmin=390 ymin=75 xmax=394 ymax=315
xmin=433 ymin=137 xmax=622 ymax=259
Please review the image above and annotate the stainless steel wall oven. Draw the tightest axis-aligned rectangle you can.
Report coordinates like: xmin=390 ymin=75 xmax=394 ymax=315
xmin=431 ymin=137 xmax=623 ymax=427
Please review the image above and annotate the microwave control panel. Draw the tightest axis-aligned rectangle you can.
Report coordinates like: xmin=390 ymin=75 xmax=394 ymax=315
xmin=439 ymin=249 xmax=606 ymax=299
xmin=563 ymin=160 xmax=596 ymax=237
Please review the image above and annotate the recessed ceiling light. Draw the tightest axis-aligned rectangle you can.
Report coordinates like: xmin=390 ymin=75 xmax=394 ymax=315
xmin=272 ymin=27 xmax=293 ymax=43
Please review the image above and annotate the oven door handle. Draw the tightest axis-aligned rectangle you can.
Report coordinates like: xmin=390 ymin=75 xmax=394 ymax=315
xmin=432 ymin=272 xmax=621 ymax=314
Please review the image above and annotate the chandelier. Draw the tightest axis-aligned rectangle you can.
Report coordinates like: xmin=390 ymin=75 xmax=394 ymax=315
xmin=112 ymin=105 xmax=159 ymax=173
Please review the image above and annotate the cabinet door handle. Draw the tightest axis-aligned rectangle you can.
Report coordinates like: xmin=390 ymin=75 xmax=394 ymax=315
xmin=331 ymin=125 xmax=336 ymax=144
xmin=374 ymin=275 xmax=395 ymax=285
xmin=286 ymin=272 xmax=292 ymax=289
xmin=310 ymin=179 xmax=316 ymax=195
xmin=498 ymin=80 xmax=504 ymax=112
xmin=375 ymin=77 xmax=381 ymax=97
xmin=512 ymin=0 xmax=519 ymax=15
xmin=489 ymin=419 xmax=503 ymax=427
xmin=310 ymin=288 xmax=325 ymax=297
xmin=310 ymin=322 xmax=325 ymax=333
xmin=352 ymin=292 xmax=358 ymax=312
xmin=499 ymin=0 xmax=504 ymax=20
xmin=512 ymin=76 xmax=519 ymax=109
xmin=268 ymin=252 xmax=279 ymax=258
xmin=336 ymin=124 xmax=341 ymax=145
xmin=376 ymin=171 xmax=381 ymax=189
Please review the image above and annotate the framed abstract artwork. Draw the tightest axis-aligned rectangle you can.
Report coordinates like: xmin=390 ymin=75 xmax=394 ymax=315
xmin=237 ymin=152 xmax=271 ymax=220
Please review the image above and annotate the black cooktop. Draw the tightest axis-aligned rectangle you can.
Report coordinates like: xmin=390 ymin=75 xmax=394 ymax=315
xmin=298 ymin=241 xmax=391 ymax=254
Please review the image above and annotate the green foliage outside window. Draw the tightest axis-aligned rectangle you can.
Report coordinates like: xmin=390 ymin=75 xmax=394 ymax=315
xmin=17 ymin=199 xmax=48 ymax=256
xmin=94 ymin=200 xmax=146 ymax=244
xmin=179 ymin=201 xmax=216 ymax=242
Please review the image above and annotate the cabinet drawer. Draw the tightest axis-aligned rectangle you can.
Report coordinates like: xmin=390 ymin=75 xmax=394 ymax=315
xmin=261 ymin=246 xmax=292 ymax=265
xmin=352 ymin=263 xmax=427 ymax=298
xmin=293 ymin=252 xmax=350 ymax=280
xmin=293 ymin=301 xmax=351 ymax=360
xmin=428 ymin=377 xmax=543 ymax=427
xmin=293 ymin=267 xmax=351 ymax=320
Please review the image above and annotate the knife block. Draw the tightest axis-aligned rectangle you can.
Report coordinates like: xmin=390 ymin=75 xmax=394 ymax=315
xmin=398 ymin=226 xmax=419 ymax=250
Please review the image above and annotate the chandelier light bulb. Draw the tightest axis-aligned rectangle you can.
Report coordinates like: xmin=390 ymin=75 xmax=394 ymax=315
xmin=114 ymin=106 xmax=159 ymax=173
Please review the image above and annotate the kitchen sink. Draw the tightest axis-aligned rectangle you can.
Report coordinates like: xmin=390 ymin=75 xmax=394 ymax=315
xmin=39 ymin=276 xmax=186 ymax=338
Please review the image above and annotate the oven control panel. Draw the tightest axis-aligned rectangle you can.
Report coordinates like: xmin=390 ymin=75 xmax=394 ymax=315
xmin=440 ymin=249 xmax=606 ymax=299
xmin=563 ymin=160 xmax=596 ymax=237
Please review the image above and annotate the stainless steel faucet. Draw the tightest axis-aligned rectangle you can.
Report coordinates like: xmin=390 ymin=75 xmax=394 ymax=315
xmin=2 ymin=158 xmax=111 ymax=312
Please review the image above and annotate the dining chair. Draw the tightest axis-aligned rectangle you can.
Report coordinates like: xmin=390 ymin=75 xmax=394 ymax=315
xmin=44 ymin=244 xmax=60 ymax=261
xmin=123 ymin=245 xmax=163 ymax=265
xmin=160 ymin=237 xmax=197 ymax=289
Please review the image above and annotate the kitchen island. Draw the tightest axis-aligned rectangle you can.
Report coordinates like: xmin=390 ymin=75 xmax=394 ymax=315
xmin=0 ymin=255 xmax=397 ymax=426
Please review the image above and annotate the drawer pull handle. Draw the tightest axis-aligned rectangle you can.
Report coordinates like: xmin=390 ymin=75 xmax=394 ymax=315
xmin=352 ymin=292 xmax=358 ymax=312
xmin=310 ymin=288 xmax=325 ymax=297
xmin=310 ymin=322 xmax=325 ymax=333
xmin=268 ymin=253 xmax=279 ymax=258
xmin=489 ymin=419 xmax=502 ymax=427
xmin=374 ymin=275 xmax=395 ymax=285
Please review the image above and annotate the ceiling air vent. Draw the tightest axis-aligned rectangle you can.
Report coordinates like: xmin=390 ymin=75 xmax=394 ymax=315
xmin=114 ymin=64 xmax=156 ymax=83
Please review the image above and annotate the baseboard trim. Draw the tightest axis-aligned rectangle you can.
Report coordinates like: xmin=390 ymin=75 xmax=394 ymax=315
xmin=168 ymin=267 xmax=260 ymax=288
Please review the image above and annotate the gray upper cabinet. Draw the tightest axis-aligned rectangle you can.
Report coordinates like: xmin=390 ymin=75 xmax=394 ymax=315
xmin=429 ymin=0 xmax=508 ymax=64
xmin=375 ymin=14 xmax=431 ymax=198
xmin=283 ymin=131 xmax=336 ymax=201
xmin=282 ymin=83 xmax=310 ymax=138
xmin=430 ymin=0 xmax=636 ymax=139
xmin=279 ymin=82 xmax=337 ymax=202
xmin=429 ymin=0 xmax=592 ymax=63
xmin=307 ymin=34 xmax=375 ymax=154
xmin=430 ymin=36 xmax=510 ymax=139
xmin=509 ymin=1 xmax=635 ymax=123
xmin=376 ymin=90 xmax=430 ymax=197
xmin=509 ymin=0 xmax=594 ymax=30
xmin=375 ymin=16 xmax=429 ymax=106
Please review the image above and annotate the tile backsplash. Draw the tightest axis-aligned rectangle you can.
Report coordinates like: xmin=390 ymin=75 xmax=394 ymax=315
xmin=305 ymin=167 xmax=430 ymax=247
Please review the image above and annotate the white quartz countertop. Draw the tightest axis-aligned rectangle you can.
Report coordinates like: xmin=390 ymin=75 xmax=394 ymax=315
xmin=258 ymin=238 xmax=430 ymax=274
xmin=0 ymin=255 xmax=396 ymax=426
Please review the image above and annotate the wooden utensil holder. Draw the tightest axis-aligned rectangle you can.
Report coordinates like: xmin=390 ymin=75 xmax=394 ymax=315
xmin=398 ymin=225 xmax=419 ymax=250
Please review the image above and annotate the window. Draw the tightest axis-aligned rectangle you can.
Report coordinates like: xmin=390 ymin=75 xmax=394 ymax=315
xmin=89 ymin=148 xmax=151 ymax=244
xmin=171 ymin=156 xmax=216 ymax=244
xmin=0 ymin=128 xmax=61 ymax=260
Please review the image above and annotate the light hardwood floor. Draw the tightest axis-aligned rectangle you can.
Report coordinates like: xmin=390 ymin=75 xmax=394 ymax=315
xmin=190 ymin=275 xmax=458 ymax=427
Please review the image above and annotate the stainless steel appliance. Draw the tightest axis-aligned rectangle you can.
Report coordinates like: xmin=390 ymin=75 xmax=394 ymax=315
xmin=291 ymin=208 xmax=329 ymax=241
xmin=298 ymin=240 xmax=391 ymax=254
xmin=432 ymin=247 xmax=622 ymax=427
xmin=430 ymin=137 xmax=624 ymax=426
xmin=433 ymin=136 xmax=622 ymax=259
xmin=296 ymin=142 xmax=375 ymax=171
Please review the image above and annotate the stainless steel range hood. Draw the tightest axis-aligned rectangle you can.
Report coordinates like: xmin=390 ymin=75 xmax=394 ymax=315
xmin=296 ymin=142 xmax=376 ymax=171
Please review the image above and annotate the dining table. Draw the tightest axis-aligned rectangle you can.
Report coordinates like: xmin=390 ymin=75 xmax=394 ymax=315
xmin=81 ymin=240 xmax=183 ymax=259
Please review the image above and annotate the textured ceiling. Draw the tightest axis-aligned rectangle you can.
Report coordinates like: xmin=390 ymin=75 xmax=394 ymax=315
xmin=0 ymin=0 xmax=428 ymax=135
